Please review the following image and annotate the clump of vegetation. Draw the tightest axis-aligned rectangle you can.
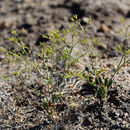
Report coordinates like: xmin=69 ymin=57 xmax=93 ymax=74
xmin=68 ymin=15 xmax=130 ymax=101
xmin=0 ymin=15 xmax=129 ymax=119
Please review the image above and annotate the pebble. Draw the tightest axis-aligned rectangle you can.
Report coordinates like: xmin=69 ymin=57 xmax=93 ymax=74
xmin=101 ymin=24 xmax=112 ymax=33
xmin=82 ymin=17 xmax=89 ymax=24
xmin=0 ymin=21 xmax=9 ymax=29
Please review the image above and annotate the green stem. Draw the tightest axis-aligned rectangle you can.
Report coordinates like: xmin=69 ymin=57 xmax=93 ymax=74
xmin=111 ymin=56 xmax=130 ymax=79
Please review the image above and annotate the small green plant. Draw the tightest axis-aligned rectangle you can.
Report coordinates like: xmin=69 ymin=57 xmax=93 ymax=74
xmin=69 ymin=15 xmax=130 ymax=101
xmin=94 ymin=18 xmax=130 ymax=101
xmin=0 ymin=14 xmax=91 ymax=119
xmin=83 ymin=18 xmax=129 ymax=101
xmin=0 ymin=14 xmax=129 ymax=121
xmin=43 ymin=93 xmax=61 ymax=120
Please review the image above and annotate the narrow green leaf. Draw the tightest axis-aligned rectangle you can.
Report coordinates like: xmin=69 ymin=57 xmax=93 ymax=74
xmin=107 ymin=78 xmax=113 ymax=91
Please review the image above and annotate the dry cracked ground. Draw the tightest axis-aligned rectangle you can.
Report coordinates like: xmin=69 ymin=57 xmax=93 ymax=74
xmin=0 ymin=0 xmax=130 ymax=130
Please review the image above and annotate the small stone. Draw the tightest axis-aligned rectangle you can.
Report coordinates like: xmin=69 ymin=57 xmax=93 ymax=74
xmin=101 ymin=24 xmax=112 ymax=33
xmin=0 ymin=21 xmax=9 ymax=29
xmin=82 ymin=17 xmax=89 ymax=24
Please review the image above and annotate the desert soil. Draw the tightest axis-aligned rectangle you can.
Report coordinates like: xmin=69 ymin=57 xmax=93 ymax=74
xmin=0 ymin=0 xmax=130 ymax=130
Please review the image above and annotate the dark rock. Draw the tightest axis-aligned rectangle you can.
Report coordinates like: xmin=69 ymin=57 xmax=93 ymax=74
xmin=0 ymin=21 xmax=9 ymax=30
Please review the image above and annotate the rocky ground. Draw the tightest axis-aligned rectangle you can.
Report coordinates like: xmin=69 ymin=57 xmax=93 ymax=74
xmin=0 ymin=0 xmax=130 ymax=129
